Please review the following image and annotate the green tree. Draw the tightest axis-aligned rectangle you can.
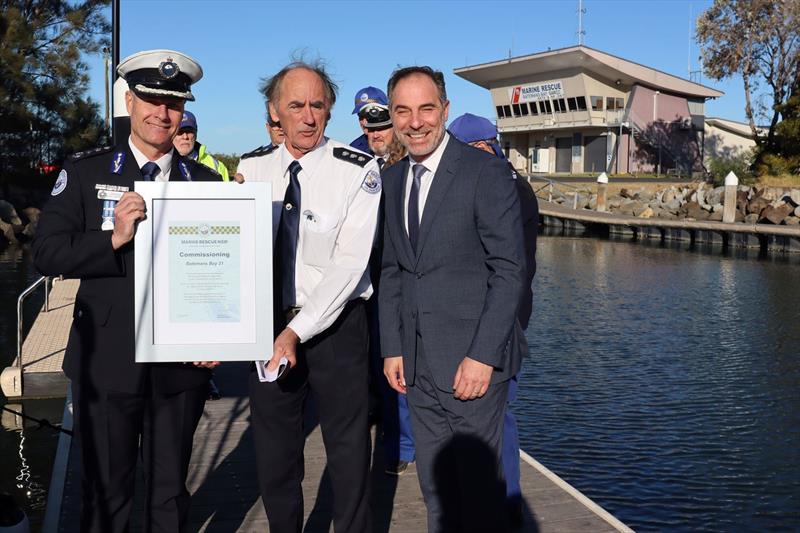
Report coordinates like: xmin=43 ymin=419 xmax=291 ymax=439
xmin=210 ymin=152 xmax=240 ymax=174
xmin=0 ymin=0 xmax=110 ymax=191
xmin=696 ymin=0 xmax=799 ymax=154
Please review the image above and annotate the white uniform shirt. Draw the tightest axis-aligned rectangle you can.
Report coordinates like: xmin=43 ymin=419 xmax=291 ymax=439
xmin=236 ymin=138 xmax=381 ymax=343
xmin=128 ymin=138 xmax=173 ymax=181
xmin=403 ymin=133 xmax=450 ymax=234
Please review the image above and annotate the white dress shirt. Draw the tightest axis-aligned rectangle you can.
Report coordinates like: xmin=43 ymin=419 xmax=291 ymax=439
xmin=236 ymin=138 xmax=381 ymax=343
xmin=403 ymin=133 xmax=450 ymax=234
xmin=128 ymin=138 xmax=173 ymax=181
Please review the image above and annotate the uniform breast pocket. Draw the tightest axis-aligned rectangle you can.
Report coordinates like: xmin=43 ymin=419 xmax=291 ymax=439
xmin=301 ymin=211 xmax=340 ymax=268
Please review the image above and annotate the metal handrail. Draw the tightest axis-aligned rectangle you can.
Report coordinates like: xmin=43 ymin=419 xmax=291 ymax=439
xmin=527 ymin=176 xmax=587 ymax=207
xmin=17 ymin=276 xmax=51 ymax=365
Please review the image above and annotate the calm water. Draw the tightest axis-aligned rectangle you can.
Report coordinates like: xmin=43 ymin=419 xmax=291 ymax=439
xmin=1 ymin=238 xmax=799 ymax=531
xmin=0 ymin=245 xmax=62 ymax=530
xmin=518 ymin=236 xmax=800 ymax=532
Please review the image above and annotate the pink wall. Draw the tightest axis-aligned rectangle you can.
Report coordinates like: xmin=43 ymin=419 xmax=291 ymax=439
xmin=629 ymin=85 xmax=691 ymax=125
xmin=627 ymin=85 xmax=701 ymax=175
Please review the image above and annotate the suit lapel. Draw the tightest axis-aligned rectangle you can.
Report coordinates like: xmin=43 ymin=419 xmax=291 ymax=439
xmin=414 ymin=140 xmax=460 ymax=264
xmin=391 ymin=158 xmax=415 ymax=265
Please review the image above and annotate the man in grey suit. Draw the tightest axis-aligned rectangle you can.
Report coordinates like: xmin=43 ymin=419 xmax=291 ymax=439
xmin=379 ymin=66 xmax=526 ymax=533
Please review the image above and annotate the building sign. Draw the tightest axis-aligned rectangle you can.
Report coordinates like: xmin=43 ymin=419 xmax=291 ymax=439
xmin=510 ymin=81 xmax=565 ymax=103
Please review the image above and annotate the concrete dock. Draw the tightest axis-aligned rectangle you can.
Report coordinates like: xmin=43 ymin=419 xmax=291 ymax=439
xmin=537 ymin=199 xmax=800 ymax=254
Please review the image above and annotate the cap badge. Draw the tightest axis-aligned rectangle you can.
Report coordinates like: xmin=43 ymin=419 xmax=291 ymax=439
xmin=158 ymin=57 xmax=180 ymax=79
xmin=360 ymin=93 xmax=369 ymax=101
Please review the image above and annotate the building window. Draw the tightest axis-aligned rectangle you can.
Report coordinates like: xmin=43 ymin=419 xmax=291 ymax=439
xmin=567 ymin=97 xmax=578 ymax=111
xmin=538 ymin=101 xmax=547 ymax=114
xmin=576 ymin=96 xmax=587 ymax=110
xmin=591 ymin=96 xmax=603 ymax=111
xmin=539 ymin=100 xmax=552 ymax=114
xmin=496 ymin=105 xmax=505 ymax=118
xmin=512 ymin=103 xmax=522 ymax=116
xmin=554 ymin=98 xmax=567 ymax=113
xmin=520 ymin=103 xmax=529 ymax=116
xmin=605 ymin=97 xmax=626 ymax=110
xmin=503 ymin=105 xmax=511 ymax=117
xmin=528 ymin=103 xmax=538 ymax=115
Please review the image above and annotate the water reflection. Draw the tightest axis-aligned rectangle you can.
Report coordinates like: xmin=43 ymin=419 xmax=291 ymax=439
xmin=1 ymin=245 xmax=62 ymax=529
xmin=518 ymin=236 xmax=800 ymax=532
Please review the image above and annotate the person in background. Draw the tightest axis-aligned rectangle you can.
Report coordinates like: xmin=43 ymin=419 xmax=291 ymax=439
xmin=235 ymin=104 xmax=285 ymax=183
xmin=350 ymin=86 xmax=391 ymax=162
xmin=350 ymin=85 xmax=416 ymax=475
xmin=32 ymin=49 xmax=220 ymax=533
xmin=173 ymin=110 xmax=230 ymax=181
xmin=449 ymin=112 xmax=539 ymax=528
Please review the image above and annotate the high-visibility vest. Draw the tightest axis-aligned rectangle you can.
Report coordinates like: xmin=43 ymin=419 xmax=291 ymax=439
xmin=196 ymin=143 xmax=230 ymax=182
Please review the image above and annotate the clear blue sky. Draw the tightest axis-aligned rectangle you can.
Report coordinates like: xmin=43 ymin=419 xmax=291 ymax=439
xmin=85 ymin=0 xmax=745 ymax=156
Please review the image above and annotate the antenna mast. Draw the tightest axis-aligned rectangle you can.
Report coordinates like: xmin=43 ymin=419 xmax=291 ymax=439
xmin=577 ymin=0 xmax=586 ymax=45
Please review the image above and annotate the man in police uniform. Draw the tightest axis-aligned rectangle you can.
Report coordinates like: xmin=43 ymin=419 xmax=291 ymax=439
xmin=349 ymin=85 xmax=416 ymax=475
xmin=349 ymin=86 xmax=395 ymax=169
xmin=33 ymin=49 xmax=219 ymax=533
xmin=238 ymin=61 xmax=380 ymax=533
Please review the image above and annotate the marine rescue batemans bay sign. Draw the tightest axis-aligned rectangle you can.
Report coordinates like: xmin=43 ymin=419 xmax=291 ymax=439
xmin=510 ymin=81 xmax=565 ymax=103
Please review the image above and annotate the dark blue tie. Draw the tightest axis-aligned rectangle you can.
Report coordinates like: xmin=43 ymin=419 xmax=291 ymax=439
xmin=279 ymin=161 xmax=302 ymax=309
xmin=408 ymin=163 xmax=425 ymax=253
xmin=140 ymin=161 xmax=160 ymax=181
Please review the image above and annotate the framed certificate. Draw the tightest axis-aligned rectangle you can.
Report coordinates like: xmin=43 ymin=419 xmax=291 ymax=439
xmin=134 ymin=181 xmax=272 ymax=362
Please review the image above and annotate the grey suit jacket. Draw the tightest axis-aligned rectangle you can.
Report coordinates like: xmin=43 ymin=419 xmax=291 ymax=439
xmin=379 ymin=137 xmax=526 ymax=391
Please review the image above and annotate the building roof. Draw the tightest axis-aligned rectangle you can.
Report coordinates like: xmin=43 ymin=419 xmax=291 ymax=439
xmin=705 ymin=117 xmax=765 ymax=138
xmin=454 ymin=45 xmax=724 ymax=99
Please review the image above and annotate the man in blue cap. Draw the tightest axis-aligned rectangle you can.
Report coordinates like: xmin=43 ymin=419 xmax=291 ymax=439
xmin=449 ymin=112 xmax=539 ymax=527
xmin=350 ymin=85 xmax=416 ymax=475
xmin=173 ymin=110 xmax=230 ymax=181
xmin=350 ymin=86 xmax=394 ymax=166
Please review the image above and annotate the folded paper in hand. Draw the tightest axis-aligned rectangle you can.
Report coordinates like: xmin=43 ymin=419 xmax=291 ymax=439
xmin=256 ymin=357 xmax=289 ymax=382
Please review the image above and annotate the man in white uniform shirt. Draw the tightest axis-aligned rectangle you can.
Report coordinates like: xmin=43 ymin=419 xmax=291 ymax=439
xmin=238 ymin=61 xmax=381 ymax=533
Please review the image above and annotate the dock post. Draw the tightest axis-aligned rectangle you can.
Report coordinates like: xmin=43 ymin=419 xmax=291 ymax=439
xmin=596 ymin=172 xmax=608 ymax=212
xmin=548 ymin=182 xmax=553 ymax=202
xmin=722 ymin=171 xmax=738 ymax=223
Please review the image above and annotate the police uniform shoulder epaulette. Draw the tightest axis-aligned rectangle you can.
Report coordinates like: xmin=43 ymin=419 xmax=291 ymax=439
xmin=240 ymin=144 xmax=277 ymax=160
xmin=333 ymin=147 xmax=372 ymax=167
xmin=68 ymin=145 xmax=114 ymax=162
xmin=185 ymin=156 xmax=220 ymax=176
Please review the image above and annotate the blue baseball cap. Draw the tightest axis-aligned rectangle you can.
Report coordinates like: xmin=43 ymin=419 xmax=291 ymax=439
xmin=352 ymin=86 xmax=388 ymax=114
xmin=179 ymin=110 xmax=197 ymax=131
xmin=449 ymin=113 xmax=503 ymax=158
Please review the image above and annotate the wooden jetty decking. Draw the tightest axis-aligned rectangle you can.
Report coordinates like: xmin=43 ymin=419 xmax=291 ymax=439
xmin=538 ymin=199 xmax=800 ymax=253
xmin=15 ymin=275 xmax=633 ymax=531
xmin=48 ymin=361 xmax=633 ymax=532
xmin=0 ymin=278 xmax=77 ymax=399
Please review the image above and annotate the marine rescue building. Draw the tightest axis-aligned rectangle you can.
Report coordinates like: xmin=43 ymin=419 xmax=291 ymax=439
xmin=454 ymin=45 xmax=724 ymax=176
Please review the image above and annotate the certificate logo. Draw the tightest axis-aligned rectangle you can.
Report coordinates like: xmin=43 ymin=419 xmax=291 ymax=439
xmin=199 ymin=223 xmax=210 ymax=235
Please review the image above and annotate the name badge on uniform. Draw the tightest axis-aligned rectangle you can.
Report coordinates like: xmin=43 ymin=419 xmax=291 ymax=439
xmin=95 ymin=184 xmax=129 ymax=230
